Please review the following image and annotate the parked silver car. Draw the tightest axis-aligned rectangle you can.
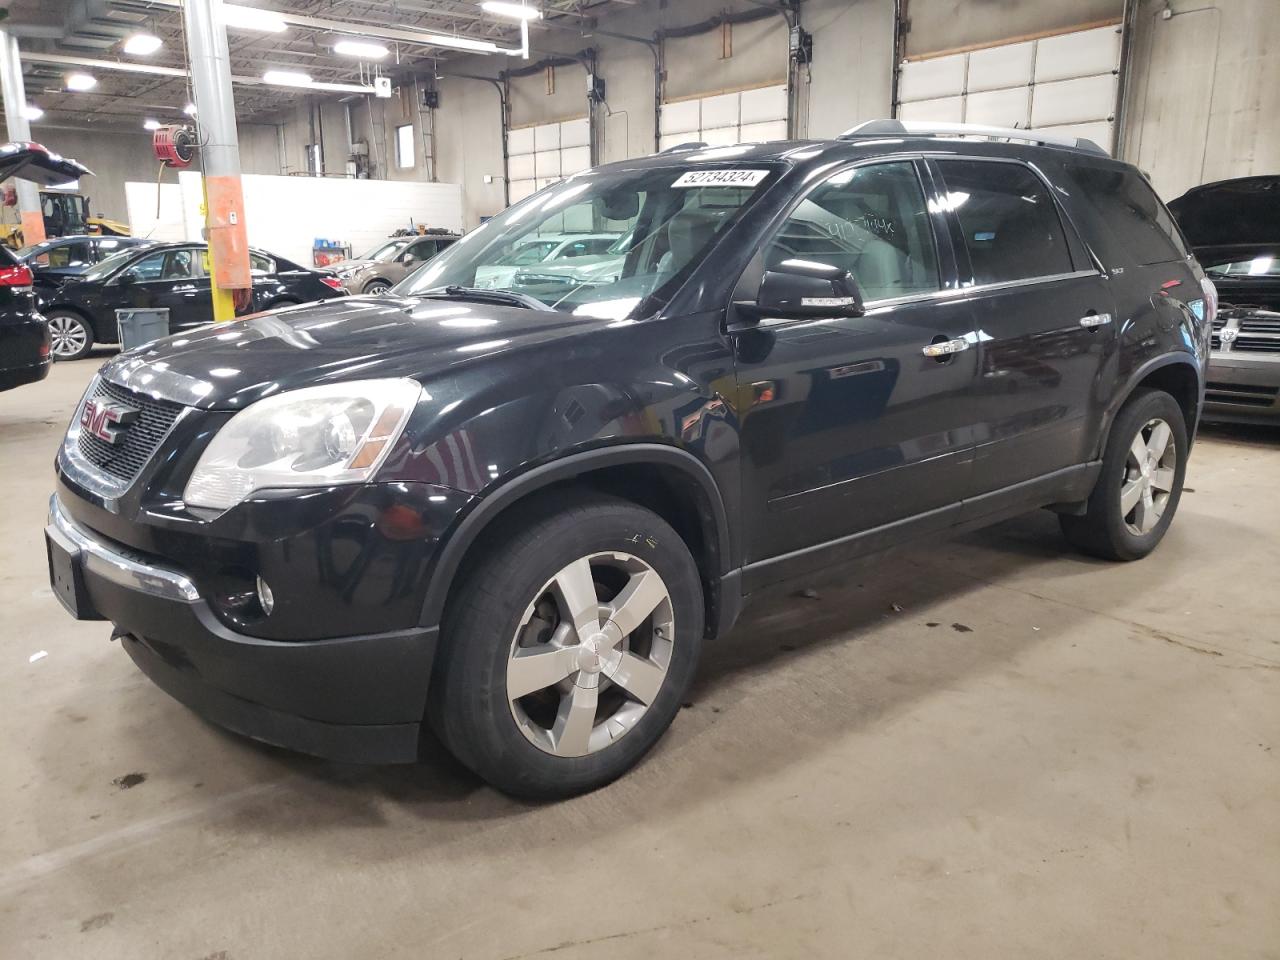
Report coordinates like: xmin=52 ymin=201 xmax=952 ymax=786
xmin=331 ymin=233 xmax=459 ymax=295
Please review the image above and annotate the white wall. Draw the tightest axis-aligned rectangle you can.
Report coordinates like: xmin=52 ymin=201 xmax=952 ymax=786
xmin=1120 ymin=0 xmax=1280 ymax=200
xmin=125 ymin=172 xmax=463 ymax=267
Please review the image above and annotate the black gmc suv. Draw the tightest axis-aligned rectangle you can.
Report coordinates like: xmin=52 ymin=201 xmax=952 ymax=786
xmin=46 ymin=121 xmax=1212 ymax=799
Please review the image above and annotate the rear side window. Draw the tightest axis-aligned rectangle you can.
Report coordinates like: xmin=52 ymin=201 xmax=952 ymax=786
xmin=1072 ymin=165 xmax=1188 ymax=265
xmin=936 ymin=159 xmax=1074 ymax=286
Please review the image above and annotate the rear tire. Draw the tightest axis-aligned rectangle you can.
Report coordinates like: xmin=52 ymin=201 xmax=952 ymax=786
xmin=1060 ymin=388 xmax=1188 ymax=561
xmin=429 ymin=492 xmax=703 ymax=800
xmin=46 ymin=310 xmax=94 ymax=361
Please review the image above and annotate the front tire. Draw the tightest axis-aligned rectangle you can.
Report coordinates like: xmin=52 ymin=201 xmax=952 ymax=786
xmin=363 ymin=280 xmax=391 ymax=295
xmin=429 ymin=492 xmax=703 ymax=800
xmin=1060 ymin=388 xmax=1188 ymax=561
xmin=46 ymin=310 xmax=94 ymax=361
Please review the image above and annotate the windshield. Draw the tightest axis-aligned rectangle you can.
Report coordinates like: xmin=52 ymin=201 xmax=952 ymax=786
xmin=1206 ymin=255 xmax=1280 ymax=278
xmin=359 ymin=238 xmax=410 ymax=261
xmin=396 ymin=164 xmax=777 ymax=319
xmin=80 ymin=248 xmax=143 ymax=283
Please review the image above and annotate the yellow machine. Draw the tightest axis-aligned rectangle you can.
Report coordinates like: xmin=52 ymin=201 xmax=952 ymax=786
xmin=0 ymin=190 xmax=130 ymax=248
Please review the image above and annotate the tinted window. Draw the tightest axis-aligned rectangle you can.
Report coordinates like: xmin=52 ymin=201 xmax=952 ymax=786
xmin=765 ymin=161 xmax=940 ymax=301
xmin=402 ymin=240 xmax=435 ymax=262
xmin=1074 ymin=165 xmax=1187 ymax=265
xmin=45 ymin=241 xmax=92 ymax=268
xmin=936 ymin=160 xmax=1074 ymax=286
xmin=249 ymin=251 xmax=273 ymax=274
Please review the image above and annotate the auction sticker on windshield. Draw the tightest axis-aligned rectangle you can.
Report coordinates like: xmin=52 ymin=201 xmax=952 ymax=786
xmin=672 ymin=169 xmax=769 ymax=188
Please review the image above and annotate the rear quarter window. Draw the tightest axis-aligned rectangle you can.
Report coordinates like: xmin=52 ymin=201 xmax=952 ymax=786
xmin=1072 ymin=164 xmax=1189 ymax=266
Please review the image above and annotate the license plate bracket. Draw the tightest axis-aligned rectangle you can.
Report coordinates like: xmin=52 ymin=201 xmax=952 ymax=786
xmin=45 ymin=528 xmax=103 ymax=620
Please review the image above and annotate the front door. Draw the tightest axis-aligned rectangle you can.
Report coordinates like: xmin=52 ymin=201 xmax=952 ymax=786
xmin=928 ymin=158 xmax=1118 ymax=498
xmin=731 ymin=159 xmax=980 ymax=578
xmin=113 ymin=247 xmax=213 ymax=333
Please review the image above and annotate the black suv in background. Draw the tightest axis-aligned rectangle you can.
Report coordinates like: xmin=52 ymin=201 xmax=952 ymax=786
xmin=46 ymin=121 xmax=1211 ymax=799
xmin=38 ymin=241 xmax=347 ymax=360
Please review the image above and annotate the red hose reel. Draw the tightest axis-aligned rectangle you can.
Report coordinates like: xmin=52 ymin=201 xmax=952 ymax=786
xmin=152 ymin=125 xmax=197 ymax=168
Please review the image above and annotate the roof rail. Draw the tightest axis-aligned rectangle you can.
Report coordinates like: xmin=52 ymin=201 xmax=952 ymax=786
xmin=660 ymin=141 xmax=708 ymax=154
xmin=838 ymin=119 xmax=1109 ymax=157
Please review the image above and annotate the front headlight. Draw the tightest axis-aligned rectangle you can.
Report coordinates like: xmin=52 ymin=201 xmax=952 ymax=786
xmin=183 ymin=378 xmax=422 ymax=510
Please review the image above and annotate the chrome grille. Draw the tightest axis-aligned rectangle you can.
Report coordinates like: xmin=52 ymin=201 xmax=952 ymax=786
xmin=75 ymin=379 xmax=184 ymax=483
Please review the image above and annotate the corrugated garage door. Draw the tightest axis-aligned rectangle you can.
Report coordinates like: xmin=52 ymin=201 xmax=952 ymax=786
xmin=895 ymin=24 xmax=1122 ymax=152
xmin=507 ymin=116 xmax=591 ymax=205
xmin=658 ymin=83 xmax=788 ymax=151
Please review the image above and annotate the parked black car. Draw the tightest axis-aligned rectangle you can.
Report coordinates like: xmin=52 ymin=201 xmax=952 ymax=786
xmin=46 ymin=121 xmax=1210 ymax=798
xmin=15 ymin=234 xmax=151 ymax=291
xmin=0 ymin=244 xmax=49 ymax=392
xmin=1169 ymin=175 xmax=1280 ymax=422
xmin=38 ymin=241 xmax=347 ymax=360
xmin=0 ymin=142 xmax=91 ymax=391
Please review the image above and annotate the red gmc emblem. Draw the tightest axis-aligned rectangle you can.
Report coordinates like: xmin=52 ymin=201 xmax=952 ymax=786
xmin=80 ymin=398 xmax=139 ymax=445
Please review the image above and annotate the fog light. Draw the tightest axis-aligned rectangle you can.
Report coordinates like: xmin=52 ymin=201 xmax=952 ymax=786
xmin=256 ymin=576 xmax=274 ymax=615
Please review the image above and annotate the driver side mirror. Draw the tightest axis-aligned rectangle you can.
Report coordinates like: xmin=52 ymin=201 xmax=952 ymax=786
xmin=749 ymin=260 xmax=864 ymax=320
xmin=115 ymin=271 xmax=136 ymax=286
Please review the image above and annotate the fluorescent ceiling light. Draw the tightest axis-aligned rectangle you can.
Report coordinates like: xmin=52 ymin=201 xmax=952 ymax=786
xmin=333 ymin=39 xmax=389 ymax=59
xmin=263 ymin=69 xmax=313 ymax=87
xmin=481 ymin=1 xmax=542 ymax=20
xmin=183 ymin=102 xmax=198 ymax=115
xmin=123 ymin=33 xmax=164 ymax=55
xmin=66 ymin=72 xmax=97 ymax=91
xmin=423 ymin=33 xmax=502 ymax=53
xmin=144 ymin=118 xmax=162 ymax=130
xmin=223 ymin=4 xmax=287 ymax=33
xmin=22 ymin=104 xmax=43 ymax=120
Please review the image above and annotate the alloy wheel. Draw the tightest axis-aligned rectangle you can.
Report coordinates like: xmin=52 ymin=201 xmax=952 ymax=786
xmin=48 ymin=315 xmax=87 ymax=358
xmin=506 ymin=551 xmax=675 ymax=758
xmin=1121 ymin=417 xmax=1177 ymax=535
xmin=365 ymin=282 xmax=390 ymax=295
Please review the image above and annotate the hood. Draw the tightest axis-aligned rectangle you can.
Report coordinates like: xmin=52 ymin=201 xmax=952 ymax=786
xmin=515 ymin=255 xmax=625 ymax=283
xmin=0 ymin=141 xmax=92 ymax=186
xmin=330 ymin=259 xmax=375 ymax=273
xmin=1168 ymin=175 xmax=1280 ymax=265
xmin=99 ymin=295 xmax=611 ymax=410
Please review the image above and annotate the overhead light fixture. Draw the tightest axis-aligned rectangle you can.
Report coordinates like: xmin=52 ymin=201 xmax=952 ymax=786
xmin=481 ymin=1 xmax=542 ymax=20
xmin=333 ymin=39 xmax=390 ymax=59
xmin=183 ymin=102 xmax=198 ymax=115
xmin=123 ymin=33 xmax=164 ymax=56
xmin=22 ymin=104 xmax=43 ymax=121
xmin=263 ymin=69 xmax=313 ymax=87
xmin=423 ymin=33 xmax=503 ymax=53
xmin=223 ymin=4 xmax=287 ymax=33
xmin=66 ymin=72 xmax=97 ymax=92
xmin=144 ymin=118 xmax=162 ymax=130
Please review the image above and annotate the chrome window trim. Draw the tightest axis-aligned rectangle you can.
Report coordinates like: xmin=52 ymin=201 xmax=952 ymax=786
xmin=47 ymin=494 xmax=200 ymax=603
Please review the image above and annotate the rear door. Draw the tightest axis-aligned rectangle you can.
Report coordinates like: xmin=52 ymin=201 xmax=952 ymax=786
xmin=733 ymin=158 xmax=980 ymax=573
xmin=929 ymin=157 xmax=1118 ymax=504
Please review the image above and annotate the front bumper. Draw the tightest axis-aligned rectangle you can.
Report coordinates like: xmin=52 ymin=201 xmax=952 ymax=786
xmin=1204 ymin=351 xmax=1280 ymax=423
xmin=46 ymin=495 xmax=438 ymax=763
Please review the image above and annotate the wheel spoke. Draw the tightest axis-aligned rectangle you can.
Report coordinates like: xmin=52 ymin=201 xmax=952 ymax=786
xmin=552 ymin=557 xmax=601 ymax=639
xmin=1129 ymin=433 xmax=1148 ymax=467
xmin=1151 ymin=467 xmax=1175 ymax=492
xmin=551 ymin=682 xmax=598 ymax=757
xmin=606 ymin=568 xmax=667 ymax=639
xmin=507 ymin=646 xmax=577 ymax=700
xmin=1134 ymin=488 xmax=1156 ymax=532
xmin=1147 ymin=421 xmax=1171 ymax=462
xmin=609 ymin=652 xmax=666 ymax=706
xmin=1120 ymin=478 xmax=1144 ymax=515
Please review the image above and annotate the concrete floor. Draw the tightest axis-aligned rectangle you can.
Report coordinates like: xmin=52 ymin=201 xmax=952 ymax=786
xmin=1 ymin=355 xmax=1277 ymax=959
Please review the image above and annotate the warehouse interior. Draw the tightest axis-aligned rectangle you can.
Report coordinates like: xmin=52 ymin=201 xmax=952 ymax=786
xmin=0 ymin=0 xmax=1277 ymax=957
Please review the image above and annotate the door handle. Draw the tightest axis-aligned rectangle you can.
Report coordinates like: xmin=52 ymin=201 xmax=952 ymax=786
xmin=182 ymin=292 xmax=197 ymax=298
xmin=1079 ymin=312 xmax=1112 ymax=328
xmin=922 ymin=337 xmax=970 ymax=358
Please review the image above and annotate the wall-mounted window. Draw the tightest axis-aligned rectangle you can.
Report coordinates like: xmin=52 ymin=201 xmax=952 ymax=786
xmin=396 ymin=124 xmax=415 ymax=169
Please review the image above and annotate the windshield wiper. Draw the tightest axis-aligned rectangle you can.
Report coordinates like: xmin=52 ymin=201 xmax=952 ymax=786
xmin=419 ymin=285 xmax=552 ymax=311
